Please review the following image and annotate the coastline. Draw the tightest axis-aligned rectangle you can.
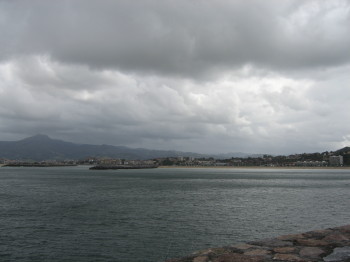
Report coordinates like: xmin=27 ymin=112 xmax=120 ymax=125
xmin=159 ymin=165 xmax=350 ymax=169
xmin=165 ymin=225 xmax=350 ymax=262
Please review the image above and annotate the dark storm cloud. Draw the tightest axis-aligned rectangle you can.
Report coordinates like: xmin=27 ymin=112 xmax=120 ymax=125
xmin=1 ymin=0 xmax=350 ymax=77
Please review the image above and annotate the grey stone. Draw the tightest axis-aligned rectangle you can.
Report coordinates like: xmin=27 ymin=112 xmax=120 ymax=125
xmin=249 ymin=238 xmax=293 ymax=247
xmin=297 ymin=239 xmax=329 ymax=247
xmin=277 ymin=233 xmax=305 ymax=241
xmin=322 ymin=233 xmax=349 ymax=243
xmin=213 ymin=253 xmax=265 ymax=262
xmin=244 ymin=249 xmax=271 ymax=256
xmin=193 ymin=256 xmax=209 ymax=262
xmin=323 ymin=247 xmax=350 ymax=262
xmin=235 ymin=244 xmax=258 ymax=250
xmin=299 ymin=247 xmax=325 ymax=258
xmin=274 ymin=247 xmax=298 ymax=253
xmin=273 ymin=253 xmax=304 ymax=261
xmin=335 ymin=225 xmax=350 ymax=234
xmin=304 ymin=229 xmax=333 ymax=239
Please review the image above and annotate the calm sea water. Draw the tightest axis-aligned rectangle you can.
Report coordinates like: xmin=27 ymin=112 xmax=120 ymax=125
xmin=0 ymin=166 xmax=349 ymax=262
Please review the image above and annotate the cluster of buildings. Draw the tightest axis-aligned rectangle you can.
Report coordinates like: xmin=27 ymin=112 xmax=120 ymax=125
xmin=78 ymin=157 xmax=156 ymax=167
xmin=294 ymin=155 xmax=343 ymax=167
xmin=155 ymin=153 xmax=346 ymax=167
xmin=1 ymin=150 xmax=348 ymax=168
xmin=155 ymin=156 xmax=225 ymax=167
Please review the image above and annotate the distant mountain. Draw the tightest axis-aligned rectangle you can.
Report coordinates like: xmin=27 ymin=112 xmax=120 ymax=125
xmin=0 ymin=134 xmax=206 ymax=161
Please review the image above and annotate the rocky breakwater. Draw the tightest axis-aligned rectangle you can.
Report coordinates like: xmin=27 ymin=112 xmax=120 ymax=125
xmin=89 ymin=164 xmax=158 ymax=170
xmin=165 ymin=225 xmax=350 ymax=262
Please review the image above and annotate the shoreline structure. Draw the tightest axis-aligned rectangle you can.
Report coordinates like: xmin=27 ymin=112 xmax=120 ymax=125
xmin=159 ymin=166 xmax=350 ymax=169
xmin=164 ymin=225 xmax=350 ymax=262
xmin=1 ymin=164 xmax=349 ymax=169
xmin=1 ymin=164 xmax=349 ymax=170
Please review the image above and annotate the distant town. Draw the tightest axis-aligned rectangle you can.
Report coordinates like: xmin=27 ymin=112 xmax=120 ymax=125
xmin=1 ymin=148 xmax=349 ymax=168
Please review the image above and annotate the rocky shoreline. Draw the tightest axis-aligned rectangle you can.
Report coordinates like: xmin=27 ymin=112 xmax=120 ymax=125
xmin=165 ymin=225 xmax=350 ymax=262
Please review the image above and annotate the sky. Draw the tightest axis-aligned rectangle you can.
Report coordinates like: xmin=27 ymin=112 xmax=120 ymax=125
xmin=0 ymin=0 xmax=349 ymax=155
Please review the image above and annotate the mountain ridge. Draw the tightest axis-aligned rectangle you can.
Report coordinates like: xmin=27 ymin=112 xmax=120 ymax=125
xmin=1 ymin=134 xmax=346 ymax=162
xmin=336 ymin=146 xmax=350 ymax=154
xmin=0 ymin=134 xmax=208 ymax=161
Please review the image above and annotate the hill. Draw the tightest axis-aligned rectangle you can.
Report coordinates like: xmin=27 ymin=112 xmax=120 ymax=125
xmin=0 ymin=134 xmax=205 ymax=161
xmin=335 ymin=147 xmax=350 ymax=154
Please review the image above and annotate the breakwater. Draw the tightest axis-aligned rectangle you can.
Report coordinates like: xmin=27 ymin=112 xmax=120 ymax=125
xmin=89 ymin=165 xmax=158 ymax=170
xmin=165 ymin=225 xmax=350 ymax=262
xmin=3 ymin=163 xmax=77 ymax=167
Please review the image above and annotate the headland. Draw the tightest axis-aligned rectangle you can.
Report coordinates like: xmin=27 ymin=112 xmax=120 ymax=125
xmin=165 ymin=225 xmax=350 ymax=262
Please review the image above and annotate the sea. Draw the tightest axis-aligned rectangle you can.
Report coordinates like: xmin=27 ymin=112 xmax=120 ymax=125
xmin=0 ymin=166 xmax=349 ymax=262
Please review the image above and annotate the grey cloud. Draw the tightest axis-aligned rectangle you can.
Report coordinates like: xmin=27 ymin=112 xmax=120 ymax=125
xmin=0 ymin=57 xmax=246 ymax=151
xmin=1 ymin=0 xmax=350 ymax=78
xmin=1 ymin=56 xmax=349 ymax=154
xmin=1 ymin=1 xmax=350 ymax=154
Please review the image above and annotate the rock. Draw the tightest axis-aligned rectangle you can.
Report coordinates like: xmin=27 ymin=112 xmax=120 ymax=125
xmin=226 ymin=247 xmax=245 ymax=254
xmin=249 ymin=238 xmax=293 ymax=247
xmin=305 ymin=229 xmax=334 ymax=239
xmin=323 ymin=247 xmax=350 ymax=262
xmin=273 ymin=247 xmax=298 ymax=253
xmin=277 ymin=234 xmax=305 ymax=241
xmin=210 ymin=247 xmax=230 ymax=255
xmin=213 ymin=253 xmax=265 ymax=262
xmin=164 ymin=225 xmax=350 ymax=262
xmin=335 ymin=225 xmax=350 ymax=234
xmin=193 ymin=247 xmax=231 ymax=257
xmin=244 ymin=249 xmax=271 ymax=256
xmin=299 ymin=247 xmax=325 ymax=258
xmin=164 ymin=259 xmax=188 ymax=262
xmin=322 ymin=233 xmax=349 ymax=243
xmin=297 ymin=239 xmax=329 ymax=247
xmin=273 ymin=254 xmax=304 ymax=261
xmin=192 ymin=249 xmax=212 ymax=256
xmin=193 ymin=256 xmax=209 ymax=262
xmin=235 ymin=244 xmax=258 ymax=250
